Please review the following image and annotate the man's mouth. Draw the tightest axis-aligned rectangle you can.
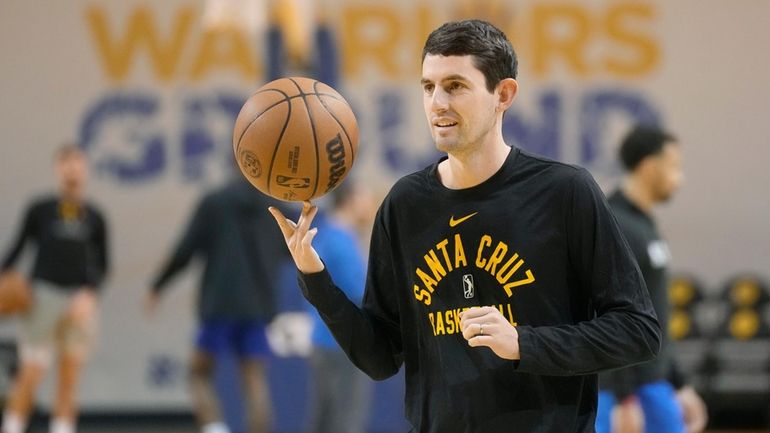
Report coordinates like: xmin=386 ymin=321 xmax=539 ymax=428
xmin=434 ymin=120 xmax=458 ymax=128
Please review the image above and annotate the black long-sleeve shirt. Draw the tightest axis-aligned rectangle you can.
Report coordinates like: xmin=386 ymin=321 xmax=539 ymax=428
xmin=1 ymin=195 xmax=109 ymax=290
xmin=151 ymin=177 xmax=287 ymax=321
xmin=299 ymin=148 xmax=660 ymax=433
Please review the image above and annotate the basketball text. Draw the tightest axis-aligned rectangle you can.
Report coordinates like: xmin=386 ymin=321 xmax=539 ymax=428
xmin=325 ymin=133 xmax=346 ymax=192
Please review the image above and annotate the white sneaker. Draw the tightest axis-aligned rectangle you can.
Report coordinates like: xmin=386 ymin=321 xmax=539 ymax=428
xmin=202 ymin=421 xmax=231 ymax=433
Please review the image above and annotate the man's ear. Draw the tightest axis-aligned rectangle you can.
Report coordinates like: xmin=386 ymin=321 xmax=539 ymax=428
xmin=496 ymin=78 xmax=518 ymax=112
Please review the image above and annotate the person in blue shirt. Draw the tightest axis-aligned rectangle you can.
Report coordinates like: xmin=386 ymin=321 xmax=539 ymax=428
xmin=305 ymin=182 xmax=375 ymax=433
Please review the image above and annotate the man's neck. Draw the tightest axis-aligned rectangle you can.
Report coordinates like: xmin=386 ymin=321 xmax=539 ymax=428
xmin=59 ymin=188 xmax=84 ymax=204
xmin=621 ymin=176 xmax=655 ymax=214
xmin=438 ymin=141 xmax=511 ymax=190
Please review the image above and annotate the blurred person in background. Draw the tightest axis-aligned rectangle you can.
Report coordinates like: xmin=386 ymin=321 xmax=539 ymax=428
xmin=145 ymin=173 xmax=287 ymax=433
xmin=1 ymin=144 xmax=109 ymax=433
xmin=305 ymin=182 xmax=375 ymax=433
xmin=596 ymin=125 xmax=708 ymax=433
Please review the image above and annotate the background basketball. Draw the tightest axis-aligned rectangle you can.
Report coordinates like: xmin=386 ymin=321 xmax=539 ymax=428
xmin=233 ymin=77 xmax=359 ymax=202
xmin=0 ymin=270 xmax=31 ymax=316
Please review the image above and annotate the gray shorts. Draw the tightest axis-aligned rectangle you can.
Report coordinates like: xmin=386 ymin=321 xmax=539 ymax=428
xmin=19 ymin=281 xmax=97 ymax=366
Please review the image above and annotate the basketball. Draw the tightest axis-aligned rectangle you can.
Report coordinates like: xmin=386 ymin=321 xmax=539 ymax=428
xmin=0 ymin=271 xmax=31 ymax=316
xmin=233 ymin=77 xmax=359 ymax=202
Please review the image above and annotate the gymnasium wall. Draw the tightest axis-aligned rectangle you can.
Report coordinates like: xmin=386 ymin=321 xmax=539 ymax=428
xmin=1 ymin=0 xmax=769 ymax=417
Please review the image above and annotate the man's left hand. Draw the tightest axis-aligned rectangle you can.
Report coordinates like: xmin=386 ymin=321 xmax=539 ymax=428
xmin=460 ymin=306 xmax=520 ymax=360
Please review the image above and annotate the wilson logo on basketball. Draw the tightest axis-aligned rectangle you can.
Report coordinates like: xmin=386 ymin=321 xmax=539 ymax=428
xmin=240 ymin=150 xmax=261 ymax=179
xmin=326 ymin=133 xmax=346 ymax=191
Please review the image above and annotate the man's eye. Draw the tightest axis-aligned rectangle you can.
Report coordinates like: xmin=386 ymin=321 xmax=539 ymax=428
xmin=423 ymin=84 xmax=434 ymax=93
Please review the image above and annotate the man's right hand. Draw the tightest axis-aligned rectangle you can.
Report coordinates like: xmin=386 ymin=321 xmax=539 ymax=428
xmin=268 ymin=201 xmax=324 ymax=274
xmin=677 ymin=385 xmax=708 ymax=433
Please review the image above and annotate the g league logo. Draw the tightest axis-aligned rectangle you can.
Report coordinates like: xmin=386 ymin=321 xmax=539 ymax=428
xmin=463 ymin=274 xmax=475 ymax=299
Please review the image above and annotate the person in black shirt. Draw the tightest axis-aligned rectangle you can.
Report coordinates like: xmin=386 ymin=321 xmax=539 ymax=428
xmin=596 ymin=126 xmax=707 ymax=433
xmin=270 ymin=20 xmax=661 ymax=433
xmin=145 ymin=175 xmax=287 ymax=433
xmin=1 ymin=144 xmax=109 ymax=433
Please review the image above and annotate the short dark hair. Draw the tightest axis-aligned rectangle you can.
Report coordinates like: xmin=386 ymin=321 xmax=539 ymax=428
xmin=54 ymin=143 xmax=84 ymax=161
xmin=422 ymin=19 xmax=518 ymax=92
xmin=619 ymin=125 xmax=677 ymax=171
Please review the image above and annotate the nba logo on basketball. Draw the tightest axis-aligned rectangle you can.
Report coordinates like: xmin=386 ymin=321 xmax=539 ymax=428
xmin=462 ymin=274 xmax=475 ymax=299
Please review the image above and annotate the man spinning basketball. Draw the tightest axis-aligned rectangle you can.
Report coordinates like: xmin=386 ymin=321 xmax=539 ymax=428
xmin=271 ymin=20 xmax=661 ymax=433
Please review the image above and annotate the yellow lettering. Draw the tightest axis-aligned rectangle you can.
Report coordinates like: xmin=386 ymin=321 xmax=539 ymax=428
xmin=86 ymin=6 xmax=193 ymax=82
xmin=532 ymin=4 xmax=591 ymax=77
xmin=503 ymin=270 xmax=536 ymax=297
xmin=416 ymin=267 xmax=438 ymax=293
xmin=507 ymin=303 xmax=518 ymax=326
xmin=495 ymin=303 xmax=518 ymax=326
xmin=413 ymin=284 xmax=432 ymax=306
xmin=435 ymin=239 xmax=453 ymax=272
xmin=496 ymin=304 xmax=505 ymax=316
xmin=484 ymin=242 xmax=508 ymax=274
xmin=454 ymin=234 xmax=467 ymax=268
xmin=429 ymin=305 xmax=516 ymax=337
xmin=435 ymin=311 xmax=445 ymax=335
xmin=496 ymin=254 xmax=523 ymax=284
xmin=342 ymin=6 xmax=400 ymax=78
xmin=445 ymin=310 xmax=455 ymax=334
xmin=604 ymin=4 xmax=659 ymax=77
xmin=190 ymin=26 xmax=259 ymax=80
xmin=476 ymin=235 xmax=492 ymax=268
xmin=424 ymin=249 xmax=447 ymax=282
xmin=414 ymin=5 xmax=434 ymax=75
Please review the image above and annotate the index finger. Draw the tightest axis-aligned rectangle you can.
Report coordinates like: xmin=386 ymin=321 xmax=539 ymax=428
xmin=297 ymin=201 xmax=318 ymax=234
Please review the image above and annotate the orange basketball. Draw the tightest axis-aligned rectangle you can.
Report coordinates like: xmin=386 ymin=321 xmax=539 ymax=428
xmin=0 ymin=271 xmax=32 ymax=316
xmin=233 ymin=77 xmax=359 ymax=202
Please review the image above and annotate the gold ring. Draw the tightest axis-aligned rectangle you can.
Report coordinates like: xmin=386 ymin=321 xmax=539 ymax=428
xmin=479 ymin=323 xmax=485 ymax=335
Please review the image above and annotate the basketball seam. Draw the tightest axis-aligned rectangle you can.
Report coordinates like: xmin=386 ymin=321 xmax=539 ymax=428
xmin=235 ymin=89 xmax=290 ymax=156
xmin=288 ymin=78 xmax=320 ymax=200
xmin=313 ymin=81 xmax=356 ymax=168
xmin=235 ymin=91 xmax=342 ymax=156
xmin=265 ymin=95 xmax=293 ymax=197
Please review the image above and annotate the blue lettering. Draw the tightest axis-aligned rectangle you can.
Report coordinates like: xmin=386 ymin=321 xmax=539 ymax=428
xmin=79 ymin=93 xmax=165 ymax=182
xmin=503 ymin=90 xmax=561 ymax=160
xmin=180 ymin=93 xmax=244 ymax=182
xmin=580 ymin=89 xmax=661 ymax=167
xmin=379 ymin=91 xmax=441 ymax=174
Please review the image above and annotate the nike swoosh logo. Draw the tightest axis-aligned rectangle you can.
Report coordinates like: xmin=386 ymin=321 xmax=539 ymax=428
xmin=449 ymin=212 xmax=478 ymax=227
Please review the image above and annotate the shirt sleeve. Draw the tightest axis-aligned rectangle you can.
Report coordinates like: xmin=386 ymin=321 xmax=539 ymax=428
xmin=151 ymin=197 xmax=210 ymax=293
xmin=298 ymin=208 xmax=403 ymax=380
xmin=515 ymin=168 xmax=661 ymax=376
xmin=1 ymin=202 xmax=36 ymax=271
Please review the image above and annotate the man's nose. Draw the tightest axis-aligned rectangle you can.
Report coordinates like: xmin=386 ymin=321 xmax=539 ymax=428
xmin=431 ymin=88 xmax=449 ymax=113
